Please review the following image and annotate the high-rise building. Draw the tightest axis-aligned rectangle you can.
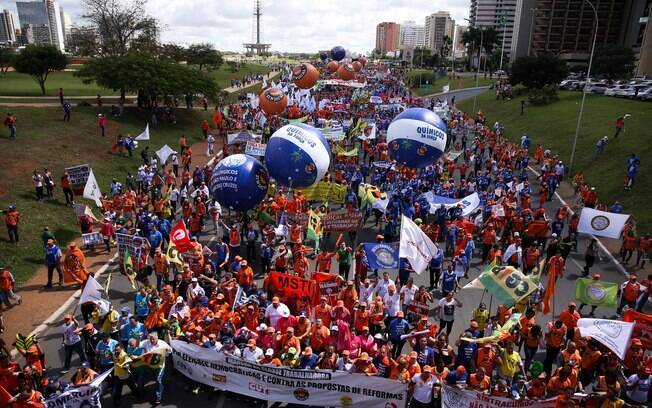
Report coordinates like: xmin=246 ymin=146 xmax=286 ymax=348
xmin=638 ymin=2 xmax=652 ymax=76
xmin=376 ymin=22 xmax=401 ymax=53
xmin=1 ymin=9 xmax=17 ymax=44
xmin=399 ymin=20 xmax=425 ymax=49
xmin=19 ymin=23 xmax=35 ymax=45
xmin=469 ymin=0 xmax=517 ymax=59
xmin=455 ymin=25 xmax=469 ymax=58
xmin=16 ymin=0 xmax=65 ymax=50
xmin=424 ymin=11 xmax=455 ymax=54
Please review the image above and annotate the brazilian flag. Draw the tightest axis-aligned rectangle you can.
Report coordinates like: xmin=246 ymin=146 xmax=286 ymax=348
xmin=130 ymin=348 xmax=166 ymax=377
xmin=306 ymin=210 xmax=322 ymax=248
xmin=575 ymin=278 xmax=618 ymax=308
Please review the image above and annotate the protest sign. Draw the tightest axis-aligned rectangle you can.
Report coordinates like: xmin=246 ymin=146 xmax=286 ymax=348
xmin=623 ymin=310 xmax=652 ymax=350
xmin=245 ymin=141 xmax=267 ymax=156
xmin=311 ymin=272 xmax=340 ymax=306
xmin=269 ymin=271 xmax=316 ymax=302
xmin=296 ymin=182 xmax=347 ymax=204
xmin=44 ymin=368 xmax=112 ymax=408
xmin=422 ymin=192 xmax=480 ymax=216
xmin=65 ymin=164 xmax=91 ymax=195
xmin=116 ymin=233 xmax=144 ymax=261
xmin=288 ymin=212 xmax=363 ymax=232
xmin=444 ymin=150 xmax=463 ymax=161
xmin=362 ymin=242 xmax=399 ymax=270
xmin=408 ymin=300 xmax=430 ymax=316
xmin=171 ymin=340 xmax=406 ymax=408
xmin=441 ymin=384 xmax=557 ymax=408
xmin=82 ymin=232 xmax=103 ymax=247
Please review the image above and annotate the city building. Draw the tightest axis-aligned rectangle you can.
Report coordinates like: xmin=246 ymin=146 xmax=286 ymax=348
xmin=376 ymin=22 xmax=400 ymax=53
xmin=399 ymin=20 xmax=425 ymax=49
xmin=19 ymin=23 xmax=34 ymax=45
xmin=66 ymin=25 xmax=100 ymax=55
xmin=469 ymin=0 xmax=518 ymax=60
xmin=16 ymin=0 xmax=65 ymax=50
xmin=454 ymin=25 xmax=469 ymax=58
xmin=424 ymin=11 xmax=455 ymax=55
xmin=1 ymin=9 xmax=17 ymax=44
xmin=511 ymin=0 xmax=650 ymax=68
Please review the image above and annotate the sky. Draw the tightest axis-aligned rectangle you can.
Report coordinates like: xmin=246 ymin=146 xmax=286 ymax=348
xmin=0 ymin=0 xmax=471 ymax=53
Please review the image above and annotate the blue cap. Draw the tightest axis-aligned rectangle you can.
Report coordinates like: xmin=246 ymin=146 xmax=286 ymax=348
xmin=121 ymin=306 xmax=130 ymax=313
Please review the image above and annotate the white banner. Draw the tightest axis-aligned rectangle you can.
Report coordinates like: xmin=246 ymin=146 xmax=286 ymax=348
xmin=83 ymin=169 xmax=102 ymax=207
xmin=423 ymin=192 xmax=481 ymax=216
xmin=577 ymin=318 xmax=634 ymax=360
xmin=441 ymin=384 xmax=558 ymax=408
xmin=135 ymin=123 xmax=150 ymax=141
xmin=65 ymin=163 xmax=91 ymax=195
xmin=399 ymin=215 xmax=437 ymax=275
xmin=44 ymin=368 xmax=112 ymax=408
xmin=156 ymin=144 xmax=175 ymax=163
xmin=319 ymin=79 xmax=367 ymax=88
xmin=171 ymin=340 xmax=407 ymax=408
xmin=80 ymin=275 xmax=111 ymax=315
xmin=245 ymin=141 xmax=267 ymax=156
xmin=444 ymin=150 xmax=463 ymax=161
xmin=577 ymin=207 xmax=630 ymax=239
xmin=82 ymin=232 xmax=103 ymax=246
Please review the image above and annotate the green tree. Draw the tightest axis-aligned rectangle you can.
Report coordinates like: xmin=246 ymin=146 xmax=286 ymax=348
xmin=159 ymin=43 xmax=187 ymax=63
xmin=75 ymin=54 xmax=218 ymax=103
xmin=82 ymin=0 xmax=160 ymax=57
xmin=412 ymin=47 xmax=439 ymax=68
xmin=510 ymin=54 xmax=568 ymax=89
xmin=186 ymin=43 xmax=223 ymax=71
xmin=12 ymin=45 xmax=68 ymax=95
xmin=462 ymin=26 xmax=499 ymax=70
xmin=0 ymin=47 xmax=15 ymax=74
xmin=592 ymin=44 xmax=635 ymax=80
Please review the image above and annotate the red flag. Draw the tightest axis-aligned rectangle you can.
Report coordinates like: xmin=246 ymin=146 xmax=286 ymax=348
xmin=311 ymin=272 xmax=340 ymax=306
xmin=542 ymin=268 xmax=557 ymax=315
xmin=0 ymin=384 xmax=13 ymax=407
xmin=623 ymin=310 xmax=652 ymax=350
xmin=170 ymin=220 xmax=194 ymax=252
xmin=269 ymin=271 xmax=315 ymax=304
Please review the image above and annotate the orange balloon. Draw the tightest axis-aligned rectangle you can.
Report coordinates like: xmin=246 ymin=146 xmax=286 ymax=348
xmin=337 ymin=63 xmax=355 ymax=81
xmin=259 ymin=87 xmax=287 ymax=115
xmin=292 ymin=63 xmax=319 ymax=89
xmin=352 ymin=61 xmax=362 ymax=72
xmin=359 ymin=56 xmax=367 ymax=66
xmin=327 ymin=61 xmax=339 ymax=73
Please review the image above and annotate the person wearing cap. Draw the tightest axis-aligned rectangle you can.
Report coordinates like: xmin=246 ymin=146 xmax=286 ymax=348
xmin=352 ymin=352 xmax=377 ymax=375
xmin=408 ymin=365 xmax=440 ymax=408
xmin=298 ymin=346 xmax=318 ymax=369
xmin=120 ymin=315 xmax=147 ymax=348
xmin=618 ymin=273 xmax=646 ymax=315
xmin=168 ymin=296 xmax=189 ymax=320
xmin=259 ymin=348 xmax=282 ymax=367
xmin=445 ymin=365 xmax=469 ymax=388
xmin=388 ymin=310 xmax=410 ymax=359
xmin=61 ymin=314 xmax=85 ymax=373
xmin=62 ymin=241 xmax=89 ymax=287
xmin=472 ymin=303 xmax=489 ymax=337
xmin=71 ymin=361 xmax=98 ymax=385
xmin=625 ymin=364 xmax=652 ymax=405
xmin=237 ymin=259 xmax=254 ymax=290
xmin=339 ymin=280 xmax=358 ymax=312
xmin=578 ymin=273 xmax=602 ymax=317
xmin=112 ymin=342 xmax=137 ymax=407
xmin=243 ymin=338 xmax=264 ymax=362
xmin=265 ymin=296 xmax=290 ymax=328
xmin=44 ymin=238 xmax=63 ymax=288
xmin=624 ymin=339 xmax=645 ymax=376
xmin=279 ymin=326 xmax=301 ymax=355
xmin=186 ymin=277 xmax=205 ymax=309
xmin=281 ymin=347 xmax=299 ymax=368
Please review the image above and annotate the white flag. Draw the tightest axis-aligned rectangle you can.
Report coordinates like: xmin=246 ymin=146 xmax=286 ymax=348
xmin=135 ymin=123 xmax=150 ymax=141
xmin=399 ymin=215 xmax=437 ymax=275
xmin=442 ymin=84 xmax=450 ymax=93
xmin=577 ymin=207 xmax=630 ymax=239
xmin=156 ymin=144 xmax=175 ymax=163
xmin=82 ymin=169 xmax=102 ymax=207
xmin=577 ymin=318 xmax=634 ymax=360
xmin=80 ymin=275 xmax=111 ymax=315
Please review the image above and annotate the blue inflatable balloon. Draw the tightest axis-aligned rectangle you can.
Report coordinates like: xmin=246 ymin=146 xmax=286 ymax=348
xmin=319 ymin=51 xmax=329 ymax=61
xmin=210 ymin=154 xmax=269 ymax=211
xmin=387 ymin=108 xmax=447 ymax=168
xmin=265 ymin=123 xmax=331 ymax=188
xmin=331 ymin=46 xmax=346 ymax=61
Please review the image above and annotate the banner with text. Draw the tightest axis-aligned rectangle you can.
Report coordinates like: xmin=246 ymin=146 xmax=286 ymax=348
xmin=269 ymin=271 xmax=316 ymax=303
xmin=288 ymin=212 xmax=363 ymax=232
xmin=65 ymin=163 xmax=91 ymax=195
xmin=311 ymin=272 xmax=340 ymax=306
xmin=296 ymin=182 xmax=347 ymax=204
xmin=82 ymin=232 xmax=104 ymax=247
xmin=422 ymin=192 xmax=481 ymax=216
xmin=362 ymin=242 xmax=400 ymax=270
xmin=171 ymin=340 xmax=407 ymax=408
xmin=245 ymin=141 xmax=267 ymax=156
xmin=442 ymin=384 xmax=557 ymax=408
xmin=623 ymin=310 xmax=652 ymax=350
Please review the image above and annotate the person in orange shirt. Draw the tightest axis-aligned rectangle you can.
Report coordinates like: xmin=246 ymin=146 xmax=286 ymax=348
xmin=558 ymin=302 xmax=581 ymax=343
xmin=339 ymin=281 xmax=358 ymax=312
xmin=476 ymin=343 xmax=496 ymax=377
xmin=314 ymin=297 xmax=332 ymax=328
xmin=406 ymin=351 xmax=422 ymax=377
xmin=279 ymin=327 xmax=301 ymax=355
xmin=468 ymin=367 xmax=490 ymax=392
xmin=315 ymin=251 xmax=336 ymax=273
xmin=526 ymin=373 xmax=547 ymax=399
xmin=547 ymin=366 xmax=575 ymax=400
xmin=353 ymin=302 xmax=370 ymax=333
xmin=237 ymin=260 xmax=254 ymax=289
xmin=546 ymin=251 xmax=565 ymax=279
xmin=8 ymin=385 xmax=45 ymax=408
xmin=624 ymin=338 xmax=645 ymax=376
xmin=543 ymin=319 xmax=567 ymax=377
xmin=308 ymin=319 xmax=330 ymax=353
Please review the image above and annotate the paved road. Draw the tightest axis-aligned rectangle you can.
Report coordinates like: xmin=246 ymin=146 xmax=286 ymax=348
xmin=19 ymin=88 xmax=637 ymax=407
xmin=417 ymin=86 xmax=489 ymax=103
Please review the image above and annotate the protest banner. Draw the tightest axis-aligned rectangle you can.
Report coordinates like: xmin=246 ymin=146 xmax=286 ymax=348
xmin=245 ymin=141 xmax=267 ymax=156
xmin=171 ymin=340 xmax=407 ymax=408
xmin=332 ymin=145 xmax=359 ymax=157
xmin=372 ymin=160 xmax=392 ymax=169
xmin=297 ymin=181 xmax=347 ymax=204
xmin=577 ymin=318 xmax=634 ymax=359
xmin=269 ymin=272 xmax=316 ymax=303
xmin=407 ymin=300 xmax=430 ymax=316
xmin=319 ymin=79 xmax=367 ymax=88
xmin=441 ymin=384 xmax=557 ymax=408
xmin=444 ymin=150 xmax=463 ymax=161
xmin=577 ymin=207 xmax=630 ymax=239
xmin=362 ymin=242 xmax=399 ymax=270
xmin=322 ymin=127 xmax=345 ymax=141
xmin=44 ymin=368 xmax=112 ymax=408
xmin=311 ymin=272 xmax=340 ymax=306
xmin=469 ymin=264 xmax=537 ymax=308
xmin=422 ymin=192 xmax=480 ymax=216
xmin=65 ymin=163 xmax=91 ymax=195
xmin=81 ymin=232 xmax=103 ymax=247
xmin=623 ymin=310 xmax=652 ymax=350
xmin=287 ymin=212 xmax=363 ymax=232
xmin=116 ymin=233 xmax=144 ymax=262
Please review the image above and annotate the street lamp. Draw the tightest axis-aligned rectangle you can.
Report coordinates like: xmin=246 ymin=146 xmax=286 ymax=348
xmin=568 ymin=0 xmax=598 ymax=176
xmin=498 ymin=15 xmax=507 ymax=74
xmin=464 ymin=17 xmax=484 ymax=113
xmin=527 ymin=8 xmax=539 ymax=56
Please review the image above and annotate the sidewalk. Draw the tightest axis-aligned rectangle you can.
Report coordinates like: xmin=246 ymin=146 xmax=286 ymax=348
xmin=221 ymin=70 xmax=281 ymax=93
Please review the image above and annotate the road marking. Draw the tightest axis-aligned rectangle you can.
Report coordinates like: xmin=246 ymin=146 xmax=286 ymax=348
xmin=527 ymin=165 xmax=628 ymax=278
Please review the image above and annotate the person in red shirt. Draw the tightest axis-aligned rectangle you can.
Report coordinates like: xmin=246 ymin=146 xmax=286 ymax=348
xmin=558 ymin=302 xmax=580 ymax=343
xmin=315 ymin=251 xmax=335 ymax=273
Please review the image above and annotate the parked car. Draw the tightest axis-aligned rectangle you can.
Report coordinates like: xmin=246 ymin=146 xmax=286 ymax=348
xmin=588 ymin=83 xmax=609 ymax=94
xmin=637 ymin=87 xmax=652 ymax=101
xmin=560 ymin=80 xmax=580 ymax=90
xmin=604 ymin=85 xmax=627 ymax=96
xmin=615 ymin=86 xmax=637 ymax=98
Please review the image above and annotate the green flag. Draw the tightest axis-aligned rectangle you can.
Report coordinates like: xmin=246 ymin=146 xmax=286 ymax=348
xmin=124 ymin=247 xmax=133 ymax=271
xmin=575 ymin=278 xmax=618 ymax=307
xmin=306 ymin=210 xmax=322 ymax=248
xmin=477 ymin=264 xmax=536 ymax=308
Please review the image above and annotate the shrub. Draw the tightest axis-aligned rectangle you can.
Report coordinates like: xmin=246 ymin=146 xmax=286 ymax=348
xmin=528 ymin=85 xmax=559 ymax=106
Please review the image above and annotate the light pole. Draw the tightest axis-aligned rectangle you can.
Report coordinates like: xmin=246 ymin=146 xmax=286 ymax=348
xmin=528 ymin=8 xmax=539 ymax=56
xmin=464 ymin=18 xmax=483 ymax=113
xmin=451 ymin=23 xmax=456 ymax=79
xmin=498 ymin=15 xmax=507 ymax=74
xmin=568 ymin=0 xmax=598 ymax=177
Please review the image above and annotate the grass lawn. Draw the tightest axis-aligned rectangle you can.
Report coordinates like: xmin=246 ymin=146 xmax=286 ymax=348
xmin=458 ymin=90 xmax=652 ymax=232
xmin=0 ymin=63 xmax=271 ymax=97
xmin=407 ymin=70 xmax=494 ymax=96
xmin=0 ymin=105 xmax=216 ymax=283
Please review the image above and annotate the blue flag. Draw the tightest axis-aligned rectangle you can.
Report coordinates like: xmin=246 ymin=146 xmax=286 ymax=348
xmin=362 ymin=242 xmax=400 ymax=270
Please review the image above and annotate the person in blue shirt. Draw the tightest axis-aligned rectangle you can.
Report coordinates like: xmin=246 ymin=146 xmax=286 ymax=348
xmin=446 ymin=365 xmax=469 ymax=387
xmin=298 ymin=347 xmax=319 ymax=369
xmin=157 ymin=218 xmax=171 ymax=247
xmin=135 ymin=287 xmax=149 ymax=322
xmin=413 ymin=336 xmax=435 ymax=367
xmin=440 ymin=266 xmax=459 ymax=297
xmin=464 ymin=237 xmax=475 ymax=274
xmin=429 ymin=247 xmax=444 ymax=289
xmin=550 ymin=218 xmax=564 ymax=237
xmin=44 ymin=240 xmax=63 ymax=288
xmin=389 ymin=311 xmax=411 ymax=359
xmin=148 ymin=225 xmax=163 ymax=256
xmin=95 ymin=333 xmax=118 ymax=372
xmin=455 ymin=332 xmax=477 ymax=368
xmin=120 ymin=316 xmax=147 ymax=347
xmin=213 ymin=237 xmax=229 ymax=277
xmin=398 ymin=258 xmax=412 ymax=286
